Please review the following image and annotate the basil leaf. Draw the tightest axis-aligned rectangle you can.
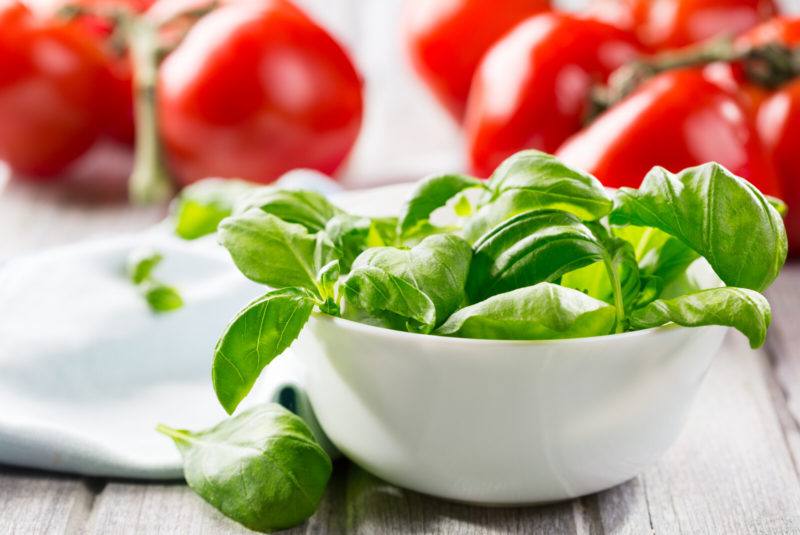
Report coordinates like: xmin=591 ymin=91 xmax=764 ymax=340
xmin=463 ymin=151 xmax=612 ymax=242
xmin=768 ymin=195 xmax=788 ymax=217
xmin=614 ymin=225 xmax=699 ymax=289
xmin=342 ymin=234 xmax=472 ymax=330
xmin=436 ymin=283 xmax=617 ymax=340
xmin=629 ymin=287 xmax=771 ymax=348
xmin=173 ymin=179 xmax=254 ymax=240
xmin=323 ymin=214 xmax=373 ymax=271
xmin=235 ymin=189 xmax=343 ymax=232
xmin=561 ymin=232 xmax=640 ymax=315
xmin=127 ymin=247 xmax=163 ymax=285
xmin=610 ymin=163 xmax=787 ymax=291
xmin=398 ymin=173 xmax=484 ymax=238
xmin=218 ymin=210 xmax=318 ymax=292
xmin=342 ymin=266 xmax=437 ymax=332
xmin=213 ymin=288 xmax=314 ymax=414
xmin=142 ymin=281 xmax=184 ymax=313
xmin=398 ymin=173 xmax=484 ymax=236
xmin=157 ymin=404 xmax=332 ymax=533
xmin=466 ymin=210 xmax=609 ymax=303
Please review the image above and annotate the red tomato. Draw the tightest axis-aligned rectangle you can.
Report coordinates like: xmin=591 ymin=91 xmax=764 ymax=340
xmin=404 ymin=0 xmax=551 ymax=121
xmin=157 ymin=0 xmax=363 ymax=186
xmin=0 ymin=1 xmax=108 ymax=177
xmin=464 ymin=13 xmax=641 ymax=177
xmin=591 ymin=0 xmax=777 ymax=50
xmin=556 ymin=67 xmax=782 ymax=197
xmin=758 ymin=79 xmax=800 ymax=251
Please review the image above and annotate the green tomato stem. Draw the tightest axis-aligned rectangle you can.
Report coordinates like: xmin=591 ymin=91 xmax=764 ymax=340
xmin=127 ymin=17 xmax=174 ymax=205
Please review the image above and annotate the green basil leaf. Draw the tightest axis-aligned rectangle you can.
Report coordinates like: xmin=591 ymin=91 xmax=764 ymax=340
xmin=342 ymin=234 xmax=472 ymax=330
xmin=629 ymin=287 xmax=771 ymax=348
xmin=142 ymin=281 xmax=184 ymax=313
xmin=127 ymin=247 xmax=163 ymax=285
xmin=468 ymin=150 xmax=612 ymax=237
xmin=213 ymin=288 xmax=314 ymax=414
xmin=218 ymin=210 xmax=318 ymax=291
xmin=323 ymin=214 xmax=373 ymax=271
xmin=157 ymin=404 xmax=332 ymax=533
xmin=610 ymin=163 xmax=787 ymax=291
xmin=467 ymin=210 xmax=609 ymax=303
xmin=436 ymin=283 xmax=617 ymax=340
xmin=613 ymin=225 xmax=699 ymax=289
xmin=398 ymin=173 xmax=484 ymax=237
xmin=341 ymin=266 xmax=437 ymax=332
xmin=235 ymin=189 xmax=343 ymax=232
xmin=561 ymin=231 xmax=640 ymax=315
xmin=767 ymin=195 xmax=788 ymax=217
xmin=173 ymin=179 xmax=255 ymax=240
xmin=368 ymin=217 xmax=399 ymax=247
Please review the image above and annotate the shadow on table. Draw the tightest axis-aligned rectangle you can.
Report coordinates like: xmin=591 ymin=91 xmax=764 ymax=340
xmin=341 ymin=463 xmax=641 ymax=534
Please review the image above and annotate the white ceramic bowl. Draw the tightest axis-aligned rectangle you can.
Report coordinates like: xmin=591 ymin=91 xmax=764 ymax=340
xmin=291 ymin=313 xmax=727 ymax=504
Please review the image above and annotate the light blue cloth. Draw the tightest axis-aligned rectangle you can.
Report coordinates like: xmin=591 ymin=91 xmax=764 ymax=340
xmin=0 ymin=173 xmax=412 ymax=479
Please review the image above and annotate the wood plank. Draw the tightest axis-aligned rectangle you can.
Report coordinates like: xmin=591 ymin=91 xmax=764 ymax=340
xmin=0 ymin=466 xmax=103 ymax=535
xmin=342 ymin=465 xmax=584 ymax=535
xmin=84 ymin=461 xmax=350 ymax=534
xmin=637 ymin=334 xmax=800 ymax=534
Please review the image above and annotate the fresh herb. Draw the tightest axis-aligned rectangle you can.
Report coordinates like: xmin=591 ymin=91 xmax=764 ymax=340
xmin=163 ymin=151 xmax=787 ymax=531
xmin=127 ymin=247 xmax=183 ymax=313
xmin=435 ymin=283 xmax=617 ymax=339
xmin=157 ymin=404 xmax=332 ymax=532
xmin=172 ymin=179 xmax=255 ymax=240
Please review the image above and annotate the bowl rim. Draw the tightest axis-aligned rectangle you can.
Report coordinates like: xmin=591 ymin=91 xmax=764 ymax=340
xmin=307 ymin=310 xmax=722 ymax=348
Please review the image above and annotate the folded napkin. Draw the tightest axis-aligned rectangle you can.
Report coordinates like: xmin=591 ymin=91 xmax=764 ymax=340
xmin=0 ymin=177 xmax=410 ymax=479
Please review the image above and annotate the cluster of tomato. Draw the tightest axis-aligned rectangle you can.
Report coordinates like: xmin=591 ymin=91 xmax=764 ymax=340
xmin=0 ymin=0 xmax=363 ymax=193
xmin=405 ymin=0 xmax=800 ymax=253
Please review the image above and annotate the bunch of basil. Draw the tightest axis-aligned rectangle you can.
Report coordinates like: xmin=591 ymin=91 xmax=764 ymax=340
xmin=159 ymin=151 xmax=787 ymax=532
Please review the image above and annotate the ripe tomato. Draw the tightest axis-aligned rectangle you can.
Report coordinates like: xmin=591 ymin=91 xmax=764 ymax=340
xmin=464 ymin=13 xmax=641 ymax=177
xmin=758 ymin=79 xmax=800 ymax=251
xmin=404 ymin=0 xmax=550 ymax=121
xmin=591 ymin=0 xmax=778 ymax=50
xmin=157 ymin=0 xmax=363 ymax=186
xmin=0 ymin=1 xmax=108 ymax=177
xmin=556 ymin=67 xmax=782 ymax=197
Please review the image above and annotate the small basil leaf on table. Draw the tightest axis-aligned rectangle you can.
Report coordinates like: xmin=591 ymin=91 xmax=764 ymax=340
xmin=141 ymin=281 xmax=184 ymax=313
xmin=342 ymin=234 xmax=473 ymax=330
xmin=436 ymin=283 xmax=617 ymax=340
xmin=466 ymin=210 xmax=609 ymax=303
xmin=397 ymin=173 xmax=484 ymax=238
xmin=218 ymin=210 xmax=319 ymax=292
xmin=235 ymin=188 xmax=343 ymax=232
xmin=610 ymin=163 xmax=787 ymax=291
xmin=157 ymin=404 xmax=332 ymax=533
xmin=127 ymin=247 xmax=163 ymax=284
xmin=213 ymin=288 xmax=315 ymax=414
xmin=629 ymin=287 xmax=772 ymax=348
xmin=172 ymin=178 xmax=255 ymax=240
xmin=463 ymin=151 xmax=613 ymax=242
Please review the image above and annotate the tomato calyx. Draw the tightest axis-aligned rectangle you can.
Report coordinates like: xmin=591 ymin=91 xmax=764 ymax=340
xmin=589 ymin=37 xmax=800 ymax=120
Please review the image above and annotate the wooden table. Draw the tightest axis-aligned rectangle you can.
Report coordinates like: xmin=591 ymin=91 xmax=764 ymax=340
xmin=2 ymin=180 xmax=800 ymax=534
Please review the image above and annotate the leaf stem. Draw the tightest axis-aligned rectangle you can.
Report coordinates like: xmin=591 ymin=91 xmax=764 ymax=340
xmin=127 ymin=16 xmax=174 ymax=205
xmin=603 ymin=255 xmax=626 ymax=334
xmin=156 ymin=423 xmax=193 ymax=445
